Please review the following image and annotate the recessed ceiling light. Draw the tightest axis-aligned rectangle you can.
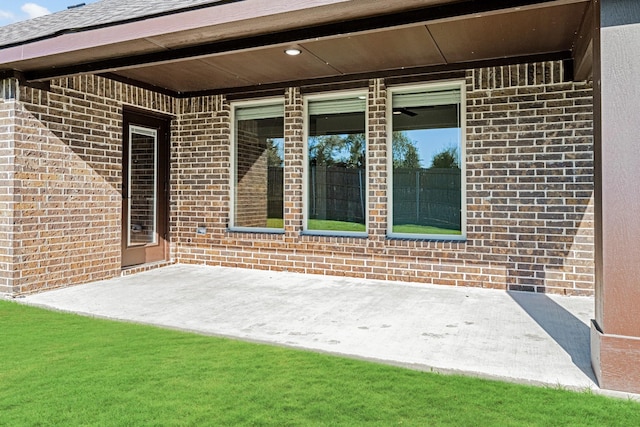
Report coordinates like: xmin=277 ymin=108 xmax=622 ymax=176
xmin=285 ymin=48 xmax=301 ymax=56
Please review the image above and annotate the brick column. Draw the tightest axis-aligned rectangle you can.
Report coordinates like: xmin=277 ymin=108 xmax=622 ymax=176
xmin=0 ymin=78 xmax=18 ymax=294
xmin=367 ymin=79 xmax=388 ymax=242
xmin=284 ymin=87 xmax=304 ymax=240
xmin=592 ymin=0 xmax=640 ymax=394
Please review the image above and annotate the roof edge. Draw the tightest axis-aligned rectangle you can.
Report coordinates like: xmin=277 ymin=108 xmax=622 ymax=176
xmin=0 ymin=0 xmax=242 ymax=50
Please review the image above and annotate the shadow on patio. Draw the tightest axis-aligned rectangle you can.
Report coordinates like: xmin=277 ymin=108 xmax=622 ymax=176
xmin=508 ymin=291 xmax=596 ymax=383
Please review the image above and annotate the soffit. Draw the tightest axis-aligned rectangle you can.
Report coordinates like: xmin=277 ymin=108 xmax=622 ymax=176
xmin=115 ymin=26 xmax=449 ymax=93
xmin=429 ymin=3 xmax=587 ymax=62
xmin=114 ymin=2 xmax=590 ymax=94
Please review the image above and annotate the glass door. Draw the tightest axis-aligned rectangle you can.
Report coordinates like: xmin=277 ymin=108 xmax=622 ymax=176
xmin=122 ymin=111 xmax=169 ymax=267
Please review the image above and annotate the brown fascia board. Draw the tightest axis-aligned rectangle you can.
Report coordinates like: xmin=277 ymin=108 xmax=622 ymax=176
xmin=2 ymin=0 xmax=586 ymax=82
xmin=0 ymin=69 xmax=50 ymax=91
xmin=572 ymin=0 xmax=595 ymax=81
xmin=98 ymin=72 xmax=180 ymax=97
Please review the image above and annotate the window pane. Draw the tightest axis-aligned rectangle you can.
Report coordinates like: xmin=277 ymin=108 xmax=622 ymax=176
xmin=391 ymin=88 xmax=462 ymax=236
xmin=128 ymin=127 xmax=157 ymax=245
xmin=308 ymin=96 xmax=366 ymax=233
xmin=235 ymin=104 xmax=284 ymax=229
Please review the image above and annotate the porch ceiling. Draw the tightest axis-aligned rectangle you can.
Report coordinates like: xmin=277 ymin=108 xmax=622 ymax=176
xmin=0 ymin=0 xmax=592 ymax=96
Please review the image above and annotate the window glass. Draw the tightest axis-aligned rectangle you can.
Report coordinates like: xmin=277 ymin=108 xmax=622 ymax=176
xmin=307 ymin=96 xmax=366 ymax=233
xmin=234 ymin=103 xmax=284 ymax=230
xmin=128 ymin=126 xmax=157 ymax=245
xmin=391 ymin=86 xmax=463 ymax=237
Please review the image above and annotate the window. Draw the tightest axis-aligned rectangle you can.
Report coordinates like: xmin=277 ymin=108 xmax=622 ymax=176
xmin=305 ymin=93 xmax=367 ymax=235
xmin=388 ymin=82 xmax=465 ymax=239
xmin=231 ymin=101 xmax=285 ymax=232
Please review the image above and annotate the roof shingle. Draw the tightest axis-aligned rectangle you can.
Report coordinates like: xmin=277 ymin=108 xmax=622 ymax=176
xmin=0 ymin=0 xmax=227 ymax=48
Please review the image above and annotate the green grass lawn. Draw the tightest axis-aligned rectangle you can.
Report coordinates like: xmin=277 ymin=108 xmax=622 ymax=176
xmin=307 ymin=219 xmax=366 ymax=232
xmin=266 ymin=218 xmax=284 ymax=229
xmin=2 ymin=300 xmax=638 ymax=426
xmin=267 ymin=219 xmax=460 ymax=235
xmin=393 ymin=223 xmax=462 ymax=235
xmin=266 ymin=218 xmax=366 ymax=232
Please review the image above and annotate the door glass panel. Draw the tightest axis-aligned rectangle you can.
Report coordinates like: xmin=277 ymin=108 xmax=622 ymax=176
xmin=128 ymin=126 xmax=158 ymax=246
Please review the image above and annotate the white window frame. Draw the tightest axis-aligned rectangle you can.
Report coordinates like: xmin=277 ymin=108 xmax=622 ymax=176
xmin=386 ymin=80 xmax=467 ymax=241
xmin=229 ymin=97 xmax=285 ymax=233
xmin=303 ymin=90 xmax=369 ymax=237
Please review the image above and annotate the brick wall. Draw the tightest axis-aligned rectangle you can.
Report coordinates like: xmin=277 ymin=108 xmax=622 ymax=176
xmin=4 ymin=75 xmax=174 ymax=294
xmin=466 ymin=62 xmax=594 ymax=294
xmin=0 ymin=60 xmax=593 ymax=296
xmin=173 ymin=61 xmax=594 ymax=295
xmin=0 ymin=96 xmax=17 ymax=293
xmin=172 ymin=96 xmax=230 ymax=259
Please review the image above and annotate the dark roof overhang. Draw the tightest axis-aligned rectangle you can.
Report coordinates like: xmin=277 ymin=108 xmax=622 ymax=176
xmin=0 ymin=0 xmax=594 ymax=96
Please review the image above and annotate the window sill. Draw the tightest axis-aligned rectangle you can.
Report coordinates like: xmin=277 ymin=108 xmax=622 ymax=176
xmin=301 ymin=230 xmax=369 ymax=239
xmin=227 ymin=227 xmax=285 ymax=235
xmin=386 ymin=233 xmax=467 ymax=242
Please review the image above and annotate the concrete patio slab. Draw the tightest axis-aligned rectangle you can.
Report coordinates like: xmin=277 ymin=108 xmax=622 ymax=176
xmin=13 ymin=264 xmax=614 ymax=395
